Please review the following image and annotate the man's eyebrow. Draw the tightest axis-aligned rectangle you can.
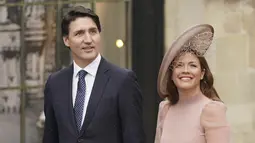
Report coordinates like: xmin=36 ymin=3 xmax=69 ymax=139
xmin=89 ymin=27 xmax=98 ymax=30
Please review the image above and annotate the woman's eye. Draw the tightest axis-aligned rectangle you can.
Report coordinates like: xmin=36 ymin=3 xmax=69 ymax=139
xmin=175 ymin=64 xmax=183 ymax=68
xmin=191 ymin=64 xmax=197 ymax=67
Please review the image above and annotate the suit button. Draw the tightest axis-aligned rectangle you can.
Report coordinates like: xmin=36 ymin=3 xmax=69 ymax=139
xmin=77 ymin=139 xmax=84 ymax=143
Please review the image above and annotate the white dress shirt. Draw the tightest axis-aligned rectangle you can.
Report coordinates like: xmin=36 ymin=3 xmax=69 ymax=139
xmin=72 ymin=54 xmax=101 ymax=126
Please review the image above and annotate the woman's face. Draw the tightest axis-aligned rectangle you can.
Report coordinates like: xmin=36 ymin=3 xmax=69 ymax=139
xmin=171 ymin=52 xmax=205 ymax=91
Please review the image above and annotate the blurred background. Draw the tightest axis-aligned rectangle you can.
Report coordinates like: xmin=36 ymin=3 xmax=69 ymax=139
xmin=0 ymin=0 xmax=254 ymax=143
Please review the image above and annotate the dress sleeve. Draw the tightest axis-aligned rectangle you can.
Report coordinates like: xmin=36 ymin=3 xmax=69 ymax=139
xmin=200 ymin=101 xmax=231 ymax=143
xmin=154 ymin=100 xmax=169 ymax=143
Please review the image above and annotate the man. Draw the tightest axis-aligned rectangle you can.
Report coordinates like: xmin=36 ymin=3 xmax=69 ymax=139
xmin=43 ymin=6 xmax=144 ymax=143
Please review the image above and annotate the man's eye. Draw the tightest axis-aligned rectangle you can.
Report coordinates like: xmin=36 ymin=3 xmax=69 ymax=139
xmin=90 ymin=30 xmax=97 ymax=34
xmin=75 ymin=31 xmax=84 ymax=36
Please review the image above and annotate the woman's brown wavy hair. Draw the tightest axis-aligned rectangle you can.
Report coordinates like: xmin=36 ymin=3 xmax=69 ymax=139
xmin=166 ymin=52 xmax=221 ymax=105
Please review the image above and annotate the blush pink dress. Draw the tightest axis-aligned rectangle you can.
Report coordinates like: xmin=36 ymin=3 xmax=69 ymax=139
xmin=154 ymin=94 xmax=231 ymax=143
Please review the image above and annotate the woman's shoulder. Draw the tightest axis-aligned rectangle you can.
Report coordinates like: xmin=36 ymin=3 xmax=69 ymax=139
xmin=158 ymin=99 xmax=171 ymax=120
xmin=200 ymin=100 xmax=228 ymax=128
xmin=159 ymin=99 xmax=170 ymax=109
xmin=200 ymin=95 xmax=226 ymax=110
xmin=202 ymin=100 xmax=227 ymax=114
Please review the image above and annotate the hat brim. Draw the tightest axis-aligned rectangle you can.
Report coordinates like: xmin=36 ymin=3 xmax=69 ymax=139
xmin=157 ymin=24 xmax=214 ymax=98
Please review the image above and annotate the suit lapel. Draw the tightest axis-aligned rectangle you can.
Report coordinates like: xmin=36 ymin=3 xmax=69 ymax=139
xmin=65 ymin=64 xmax=79 ymax=135
xmin=79 ymin=58 xmax=110 ymax=135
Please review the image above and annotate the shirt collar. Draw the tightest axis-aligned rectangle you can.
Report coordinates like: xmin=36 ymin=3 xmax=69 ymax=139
xmin=73 ymin=54 xmax=101 ymax=77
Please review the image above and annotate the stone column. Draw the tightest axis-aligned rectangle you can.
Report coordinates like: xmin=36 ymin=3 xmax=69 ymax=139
xmin=0 ymin=0 xmax=8 ymax=23
xmin=0 ymin=0 xmax=21 ymax=112
xmin=24 ymin=0 xmax=46 ymax=97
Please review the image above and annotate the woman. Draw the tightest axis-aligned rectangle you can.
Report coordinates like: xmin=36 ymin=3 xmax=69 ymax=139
xmin=155 ymin=24 xmax=231 ymax=143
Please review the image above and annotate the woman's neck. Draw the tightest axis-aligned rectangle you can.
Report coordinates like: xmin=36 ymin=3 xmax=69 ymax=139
xmin=178 ymin=86 xmax=203 ymax=103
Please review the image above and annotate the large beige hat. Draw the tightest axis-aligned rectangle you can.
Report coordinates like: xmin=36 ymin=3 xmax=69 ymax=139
xmin=157 ymin=24 xmax=214 ymax=98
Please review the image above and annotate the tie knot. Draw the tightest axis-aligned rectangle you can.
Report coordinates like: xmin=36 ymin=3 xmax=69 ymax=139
xmin=78 ymin=70 xmax=87 ymax=79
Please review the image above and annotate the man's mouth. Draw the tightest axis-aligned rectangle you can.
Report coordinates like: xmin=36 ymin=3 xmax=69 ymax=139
xmin=81 ymin=46 xmax=94 ymax=52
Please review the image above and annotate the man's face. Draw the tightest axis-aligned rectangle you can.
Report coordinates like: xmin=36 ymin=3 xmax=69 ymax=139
xmin=63 ymin=17 xmax=101 ymax=66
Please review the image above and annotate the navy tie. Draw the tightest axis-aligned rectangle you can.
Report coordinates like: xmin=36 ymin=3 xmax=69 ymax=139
xmin=74 ymin=70 xmax=87 ymax=131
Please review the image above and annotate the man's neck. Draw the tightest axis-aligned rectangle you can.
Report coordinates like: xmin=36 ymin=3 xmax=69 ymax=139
xmin=72 ymin=54 xmax=98 ymax=68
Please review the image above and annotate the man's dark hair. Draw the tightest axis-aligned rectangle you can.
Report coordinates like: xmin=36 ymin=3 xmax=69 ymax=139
xmin=61 ymin=6 xmax=101 ymax=37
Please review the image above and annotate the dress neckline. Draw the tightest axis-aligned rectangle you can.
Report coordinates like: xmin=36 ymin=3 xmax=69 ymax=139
xmin=177 ymin=93 xmax=204 ymax=105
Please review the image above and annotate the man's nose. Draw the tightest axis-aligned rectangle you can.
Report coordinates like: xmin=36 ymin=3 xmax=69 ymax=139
xmin=83 ymin=33 xmax=92 ymax=43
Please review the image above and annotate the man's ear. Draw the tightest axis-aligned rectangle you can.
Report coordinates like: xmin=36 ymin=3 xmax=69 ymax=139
xmin=63 ymin=36 xmax=70 ymax=47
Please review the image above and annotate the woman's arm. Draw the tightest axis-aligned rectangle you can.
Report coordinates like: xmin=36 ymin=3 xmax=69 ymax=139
xmin=154 ymin=100 xmax=169 ymax=143
xmin=201 ymin=101 xmax=231 ymax=143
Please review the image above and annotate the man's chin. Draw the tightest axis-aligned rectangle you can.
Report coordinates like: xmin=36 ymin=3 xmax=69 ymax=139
xmin=72 ymin=51 xmax=98 ymax=62
xmin=80 ymin=53 xmax=98 ymax=61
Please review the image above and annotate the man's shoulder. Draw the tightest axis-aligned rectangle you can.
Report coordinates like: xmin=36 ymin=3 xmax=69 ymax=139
xmin=47 ymin=65 xmax=72 ymax=81
xmin=106 ymin=62 xmax=138 ymax=89
xmin=106 ymin=61 xmax=134 ymax=79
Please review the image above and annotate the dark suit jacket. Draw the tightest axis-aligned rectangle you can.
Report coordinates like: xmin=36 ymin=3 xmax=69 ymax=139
xmin=43 ymin=57 xmax=145 ymax=143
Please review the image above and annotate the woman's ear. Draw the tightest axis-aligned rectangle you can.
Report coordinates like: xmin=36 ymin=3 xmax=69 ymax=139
xmin=201 ymin=69 xmax=205 ymax=80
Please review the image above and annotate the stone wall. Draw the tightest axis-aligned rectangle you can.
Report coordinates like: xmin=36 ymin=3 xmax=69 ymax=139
xmin=165 ymin=0 xmax=255 ymax=142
